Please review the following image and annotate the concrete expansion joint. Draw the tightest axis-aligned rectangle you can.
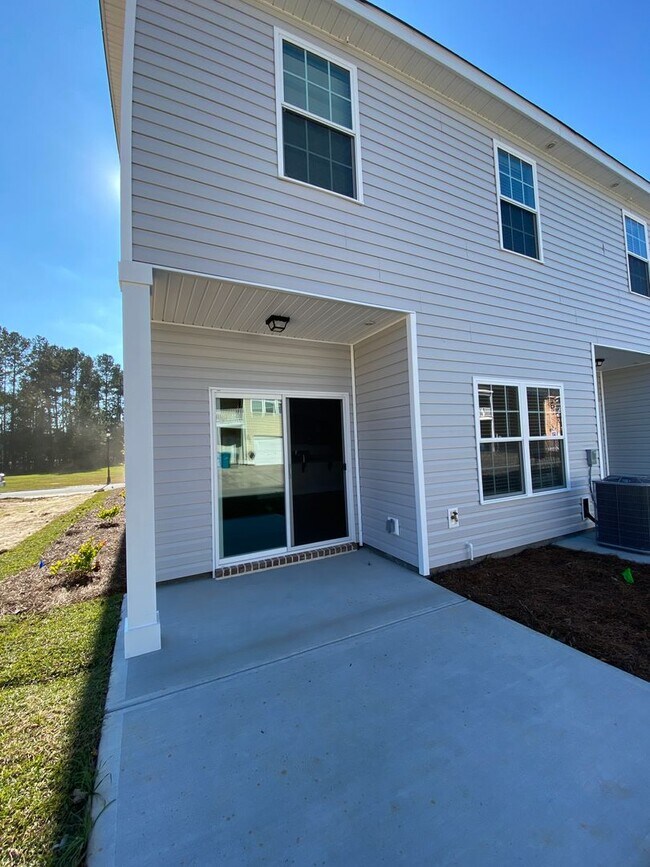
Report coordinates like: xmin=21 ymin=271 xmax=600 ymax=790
xmin=106 ymin=598 xmax=467 ymax=716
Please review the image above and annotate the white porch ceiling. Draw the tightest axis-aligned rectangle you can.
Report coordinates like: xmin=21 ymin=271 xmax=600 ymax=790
xmin=594 ymin=346 xmax=650 ymax=372
xmin=151 ymin=270 xmax=405 ymax=344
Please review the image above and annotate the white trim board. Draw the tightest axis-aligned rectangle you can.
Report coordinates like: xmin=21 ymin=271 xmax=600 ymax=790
xmin=406 ymin=313 xmax=430 ymax=576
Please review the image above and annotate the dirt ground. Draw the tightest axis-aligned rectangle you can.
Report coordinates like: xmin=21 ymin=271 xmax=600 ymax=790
xmin=0 ymin=494 xmax=91 ymax=552
xmin=0 ymin=491 xmax=126 ymax=616
xmin=434 ymin=545 xmax=650 ymax=682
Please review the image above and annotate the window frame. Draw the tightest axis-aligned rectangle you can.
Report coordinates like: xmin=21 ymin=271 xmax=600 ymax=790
xmin=622 ymin=210 xmax=650 ymax=299
xmin=473 ymin=378 xmax=570 ymax=504
xmin=493 ymin=140 xmax=544 ymax=264
xmin=274 ymin=27 xmax=364 ymax=203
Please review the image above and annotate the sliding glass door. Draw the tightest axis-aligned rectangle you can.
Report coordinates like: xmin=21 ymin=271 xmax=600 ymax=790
xmin=288 ymin=398 xmax=347 ymax=546
xmin=213 ymin=393 xmax=350 ymax=563
xmin=214 ymin=396 xmax=287 ymax=558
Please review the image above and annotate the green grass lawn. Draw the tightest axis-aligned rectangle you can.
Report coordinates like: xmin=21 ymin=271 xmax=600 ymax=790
xmin=0 ymin=492 xmax=110 ymax=582
xmin=0 ymin=595 xmax=122 ymax=865
xmin=2 ymin=466 xmax=125 ymax=493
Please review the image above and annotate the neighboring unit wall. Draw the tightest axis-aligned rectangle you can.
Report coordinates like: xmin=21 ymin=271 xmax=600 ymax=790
xmin=354 ymin=320 xmax=418 ymax=567
xmin=601 ymin=363 xmax=650 ymax=476
xmin=151 ymin=322 xmax=355 ymax=581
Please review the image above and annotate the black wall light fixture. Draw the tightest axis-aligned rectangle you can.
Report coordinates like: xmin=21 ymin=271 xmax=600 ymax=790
xmin=595 ymin=358 xmax=605 ymax=368
xmin=266 ymin=315 xmax=290 ymax=333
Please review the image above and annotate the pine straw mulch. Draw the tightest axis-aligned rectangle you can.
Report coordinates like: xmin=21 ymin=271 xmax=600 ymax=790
xmin=433 ymin=545 xmax=650 ymax=682
xmin=0 ymin=491 xmax=126 ymax=616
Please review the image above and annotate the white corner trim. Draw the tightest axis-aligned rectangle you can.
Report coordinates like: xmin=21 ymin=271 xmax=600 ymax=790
xmin=406 ymin=313 xmax=430 ymax=576
xmin=598 ymin=369 xmax=610 ymax=477
xmin=350 ymin=344 xmax=364 ymax=546
xmin=119 ymin=0 xmax=137 ymax=263
xmin=124 ymin=612 xmax=161 ymax=658
xmin=591 ymin=343 xmax=607 ymax=478
xmin=119 ymin=260 xmax=153 ymax=286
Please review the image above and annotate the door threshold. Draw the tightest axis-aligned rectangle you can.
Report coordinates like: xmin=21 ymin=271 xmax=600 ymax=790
xmin=215 ymin=542 xmax=358 ymax=580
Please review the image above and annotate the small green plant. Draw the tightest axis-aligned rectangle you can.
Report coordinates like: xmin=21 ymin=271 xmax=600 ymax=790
xmin=97 ymin=504 xmax=121 ymax=521
xmin=50 ymin=538 xmax=106 ymax=584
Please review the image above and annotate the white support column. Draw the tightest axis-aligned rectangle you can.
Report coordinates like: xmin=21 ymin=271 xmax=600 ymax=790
xmin=120 ymin=262 xmax=161 ymax=658
xmin=406 ymin=313 xmax=431 ymax=577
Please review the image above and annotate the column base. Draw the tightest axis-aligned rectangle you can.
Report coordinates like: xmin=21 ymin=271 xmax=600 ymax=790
xmin=124 ymin=612 xmax=161 ymax=658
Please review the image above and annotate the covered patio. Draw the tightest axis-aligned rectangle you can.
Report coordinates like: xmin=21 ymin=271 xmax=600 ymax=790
xmin=120 ymin=264 xmax=429 ymax=657
xmin=89 ymin=550 xmax=650 ymax=865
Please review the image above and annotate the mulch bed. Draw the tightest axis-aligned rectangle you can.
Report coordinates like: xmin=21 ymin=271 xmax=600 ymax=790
xmin=433 ymin=545 xmax=650 ymax=682
xmin=0 ymin=491 xmax=126 ymax=616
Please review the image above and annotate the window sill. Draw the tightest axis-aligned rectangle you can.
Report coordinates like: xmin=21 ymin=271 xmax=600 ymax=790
xmin=498 ymin=243 xmax=545 ymax=265
xmin=278 ymin=172 xmax=364 ymax=205
xmin=480 ymin=485 xmax=570 ymax=506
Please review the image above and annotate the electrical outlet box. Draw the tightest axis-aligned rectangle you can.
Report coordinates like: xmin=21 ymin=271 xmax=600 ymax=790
xmin=386 ymin=517 xmax=400 ymax=535
xmin=585 ymin=448 xmax=598 ymax=467
xmin=448 ymin=507 xmax=460 ymax=529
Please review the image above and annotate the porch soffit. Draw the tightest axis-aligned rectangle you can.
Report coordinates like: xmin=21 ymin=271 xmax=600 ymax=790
xmin=150 ymin=270 xmax=406 ymax=344
xmin=594 ymin=346 xmax=650 ymax=372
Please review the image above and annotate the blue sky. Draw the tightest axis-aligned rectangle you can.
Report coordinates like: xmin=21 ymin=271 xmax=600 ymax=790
xmin=2 ymin=0 xmax=648 ymax=364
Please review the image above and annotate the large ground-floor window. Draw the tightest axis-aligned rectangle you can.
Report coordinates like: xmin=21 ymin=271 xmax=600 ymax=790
xmin=474 ymin=380 xmax=568 ymax=502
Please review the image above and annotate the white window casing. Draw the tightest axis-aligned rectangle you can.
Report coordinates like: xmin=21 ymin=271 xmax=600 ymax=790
xmin=274 ymin=28 xmax=364 ymax=203
xmin=493 ymin=140 xmax=544 ymax=263
xmin=473 ymin=378 xmax=570 ymax=504
xmin=622 ymin=210 xmax=650 ymax=298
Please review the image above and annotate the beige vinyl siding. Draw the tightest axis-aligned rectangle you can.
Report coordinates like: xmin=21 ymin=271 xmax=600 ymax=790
xmin=131 ymin=0 xmax=650 ymax=570
xmin=601 ymin=364 xmax=650 ymax=476
xmin=354 ymin=321 xmax=418 ymax=567
xmin=151 ymin=322 xmax=356 ymax=581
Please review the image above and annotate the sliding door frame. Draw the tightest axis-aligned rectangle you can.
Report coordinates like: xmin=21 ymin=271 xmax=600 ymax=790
xmin=209 ymin=388 xmax=357 ymax=573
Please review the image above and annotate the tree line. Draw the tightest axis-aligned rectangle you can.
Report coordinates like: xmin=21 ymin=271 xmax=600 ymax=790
xmin=0 ymin=326 xmax=123 ymax=475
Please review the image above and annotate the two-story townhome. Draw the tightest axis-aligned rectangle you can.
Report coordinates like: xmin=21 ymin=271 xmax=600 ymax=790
xmin=100 ymin=0 xmax=650 ymax=657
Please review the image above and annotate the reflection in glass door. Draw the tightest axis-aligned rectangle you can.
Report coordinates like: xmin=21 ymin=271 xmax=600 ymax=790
xmin=215 ymin=396 xmax=286 ymax=558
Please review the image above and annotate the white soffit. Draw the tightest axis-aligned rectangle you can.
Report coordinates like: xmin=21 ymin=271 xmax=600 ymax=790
xmin=99 ymin=0 xmax=125 ymax=140
xmin=151 ymin=270 xmax=405 ymax=343
xmin=595 ymin=346 xmax=650 ymax=372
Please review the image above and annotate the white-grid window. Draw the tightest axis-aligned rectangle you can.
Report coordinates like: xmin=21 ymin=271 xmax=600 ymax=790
xmin=275 ymin=30 xmax=362 ymax=200
xmin=251 ymin=399 xmax=281 ymax=415
xmin=494 ymin=142 xmax=542 ymax=261
xmin=623 ymin=213 xmax=650 ymax=297
xmin=475 ymin=381 xmax=567 ymax=501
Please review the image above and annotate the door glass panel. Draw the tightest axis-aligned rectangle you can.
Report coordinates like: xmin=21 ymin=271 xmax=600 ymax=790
xmin=288 ymin=398 xmax=347 ymax=546
xmin=215 ymin=397 xmax=286 ymax=558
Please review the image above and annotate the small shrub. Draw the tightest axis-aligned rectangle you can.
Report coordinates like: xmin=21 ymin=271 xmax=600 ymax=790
xmin=97 ymin=504 xmax=121 ymax=521
xmin=49 ymin=538 xmax=106 ymax=585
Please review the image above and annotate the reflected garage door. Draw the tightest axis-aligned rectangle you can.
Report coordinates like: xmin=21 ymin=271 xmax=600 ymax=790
xmin=253 ymin=436 xmax=283 ymax=466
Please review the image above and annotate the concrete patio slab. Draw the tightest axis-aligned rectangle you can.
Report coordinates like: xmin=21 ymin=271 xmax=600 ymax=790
xmin=90 ymin=550 xmax=650 ymax=866
xmin=555 ymin=528 xmax=650 ymax=564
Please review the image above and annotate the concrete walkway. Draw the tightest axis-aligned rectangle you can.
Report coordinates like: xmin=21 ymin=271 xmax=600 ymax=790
xmin=0 ymin=482 xmax=124 ymax=500
xmin=89 ymin=550 xmax=650 ymax=866
xmin=555 ymin=528 xmax=650 ymax=564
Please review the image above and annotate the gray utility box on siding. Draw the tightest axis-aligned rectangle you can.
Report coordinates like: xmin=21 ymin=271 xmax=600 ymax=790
xmin=595 ymin=476 xmax=650 ymax=554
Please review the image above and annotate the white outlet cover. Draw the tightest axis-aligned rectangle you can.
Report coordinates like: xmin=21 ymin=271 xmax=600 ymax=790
xmin=447 ymin=507 xmax=460 ymax=528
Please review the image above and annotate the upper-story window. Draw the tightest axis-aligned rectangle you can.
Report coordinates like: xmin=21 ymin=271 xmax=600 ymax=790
xmin=623 ymin=213 xmax=650 ymax=297
xmin=275 ymin=30 xmax=362 ymax=201
xmin=494 ymin=143 xmax=542 ymax=261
